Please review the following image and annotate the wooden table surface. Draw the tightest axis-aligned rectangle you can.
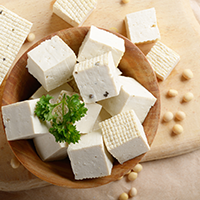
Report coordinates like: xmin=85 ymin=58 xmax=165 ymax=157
xmin=1 ymin=0 xmax=200 ymax=191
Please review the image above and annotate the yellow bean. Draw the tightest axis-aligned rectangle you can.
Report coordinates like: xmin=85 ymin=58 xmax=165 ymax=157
xmin=172 ymin=124 xmax=183 ymax=134
xmin=163 ymin=111 xmax=174 ymax=122
xmin=126 ymin=170 xmax=132 ymax=175
xmin=10 ymin=156 xmax=20 ymax=169
xmin=183 ymin=92 xmax=194 ymax=102
xmin=27 ymin=33 xmax=35 ymax=42
xmin=129 ymin=187 xmax=137 ymax=197
xmin=119 ymin=192 xmax=129 ymax=200
xmin=132 ymin=163 xmax=143 ymax=172
xmin=122 ymin=0 xmax=130 ymax=3
xmin=182 ymin=69 xmax=193 ymax=80
xmin=167 ymin=89 xmax=178 ymax=97
xmin=175 ymin=111 xmax=186 ymax=121
xmin=117 ymin=176 xmax=124 ymax=180
xmin=128 ymin=172 xmax=138 ymax=181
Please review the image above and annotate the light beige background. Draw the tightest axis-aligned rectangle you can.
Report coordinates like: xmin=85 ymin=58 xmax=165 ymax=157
xmin=1 ymin=0 xmax=200 ymax=199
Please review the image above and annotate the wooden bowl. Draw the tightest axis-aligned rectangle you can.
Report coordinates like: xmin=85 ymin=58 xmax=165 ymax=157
xmin=1 ymin=26 xmax=160 ymax=188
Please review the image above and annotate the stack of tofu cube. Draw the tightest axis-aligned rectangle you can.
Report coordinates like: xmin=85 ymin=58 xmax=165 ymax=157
xmin=125 ymin=7 xmax=180 ymax=80
xmin=2 ymin=25 xmax=157 ymax=180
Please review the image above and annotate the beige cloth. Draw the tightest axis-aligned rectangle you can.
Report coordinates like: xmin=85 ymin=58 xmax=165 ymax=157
xmin=1 ymin=1 xmax=200 ymax=199
xmin=1 ymin=149 xmax=200 ymax=199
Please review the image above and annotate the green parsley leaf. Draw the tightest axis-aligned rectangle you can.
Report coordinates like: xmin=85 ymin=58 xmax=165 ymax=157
xmin=65 ymin=94 xmax=88 ymax=124
xmin=49 ymin=119 xmax=81 ymax=144
xmin=34 ymin=94 xmax=58 ymax=121
xmin=34 ymin=93 xmax=87 ymax=144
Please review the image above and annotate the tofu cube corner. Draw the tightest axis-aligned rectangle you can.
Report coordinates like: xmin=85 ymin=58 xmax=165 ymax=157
xmin=2 ymin=99 xmax=50 ymax=141
xmin=26 ymin=35 xmax=76 ymax=92
xmin=33 ymin=133 xmax=68 ymax=161
xmin=99 ymin=109 xmax=150 ymax=164
xmin=146 ymin=41 xmax=180 ymax=80
xmin=73 ymin=51 xmax=122 ymax=103
xmin=77 ymin=25 xmax=125 ymax=67
xmin=30 ymin=82 xmax=73 ymax=102
xmin=67 ymin=130 xmax=113 ymax=180
xmin=125 ymin=7 xmax=160 ymax=44
xmin=53 ymin=0 xmax=97 ymax=27
xmin=99 ymin=76 xmax=157 ymax=123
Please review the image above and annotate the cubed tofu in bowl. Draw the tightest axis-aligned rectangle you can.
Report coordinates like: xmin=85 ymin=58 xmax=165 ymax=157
xmin=1 ymin=26 xmax=160 ymax=188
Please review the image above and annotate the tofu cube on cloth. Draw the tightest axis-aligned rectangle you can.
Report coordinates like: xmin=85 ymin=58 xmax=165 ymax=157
xmin=0 ymin=5 xmax=32 ymax=85
xmin=53 ymin=0 xmax=97 ymax=27
xmin=77 ymin=25 xmax=125 ymax=67
xmin=125 ymin=7 xmax=160 ymax=44
xmin=99 ymin=76 xmax=157 ymax=123
xmin=99 ymin=110 xmax=150 ymax=164
xmin=2 ymin=99 xmax=50 ymax=141
xmin=33 ymin=133 xmax=68 ymax=161
xmin=68 ymin=130 xmax=113 ymax=180
xmin=53 ymin=90 xmax=102 ymax=134
xmin=146 ymin=41 xmax=180 ymax=80
xmin=26 ymin=35 xmax=76 ymax=92
xmin=73 ymin=51 xmax=122 ymax=103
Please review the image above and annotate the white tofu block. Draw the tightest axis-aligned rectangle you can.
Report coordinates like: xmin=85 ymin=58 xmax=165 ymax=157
xmin=99 ymin=76 xmax=157 ymax=123
xmin=77 ymin=25 xmax=125 ymax=67
xmin=30 ymin=82 xmax=73 ymax=103
xmin=2 ymin=99 xmax=50 ymax=141
xmin=54 ymin=90 xmax=102 ymax=133
xmin=92 ymin=108 xmax=111 ymax=131
xmin=53 ymin=0 xmax=97 ymax=27
xmin=0 ymin=6 xmax=32 ymax=85
xmin=68 ymin=130 xmax=113 ymax=180
xmin=116 ymin=67 xmax=123 ymax=76
xmin=33 ymin=133 xmax=68 ymax=161
xmin=125 ymin=8 xmax=160 ymax=44
xmin=73 ymin=51 xmax=122 ymax=103
xmin=26 ymin=35 xmax=76 ymax=92
xmin=146 ymin=41 xmax=180 ymax=80
xmin=75 ymin=103 xmax=102 ymax=133
xmin=99 ymin=110 xmax=150 ymax=164
xmin=68 ymin=68 xmax=121 ymax=94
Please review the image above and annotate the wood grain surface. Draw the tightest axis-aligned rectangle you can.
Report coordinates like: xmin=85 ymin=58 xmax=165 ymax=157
xmin=0 ymin=0 xmax=200 ymax=191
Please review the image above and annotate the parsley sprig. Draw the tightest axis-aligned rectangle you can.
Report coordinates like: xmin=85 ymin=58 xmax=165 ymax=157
xmin=35 ymin=94 xmax=88 ymax=144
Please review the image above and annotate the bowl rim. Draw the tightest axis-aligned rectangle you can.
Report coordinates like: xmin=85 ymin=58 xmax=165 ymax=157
xmin=0 ymin=26 xmax=160 ymax=188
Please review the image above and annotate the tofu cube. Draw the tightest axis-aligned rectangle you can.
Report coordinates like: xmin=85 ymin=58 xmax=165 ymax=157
xmin=2 ymin=99 xmax=50 ymax=141
xmin=26 ymin=35 xmax=76 ymax=92
xmin=92 ymin=108 xmax=112 ymax=131
xmin=53 ymin=0 xmax=97 ymax=27
xmin=125 ymin=8 xmax=160 ymax=44
xmin=73 ymin=51 xmax=122 ymax=103
xmin=99 ymin=76 xmax=157 ymax=123
xmin=67 ymin=130 xmax=113 ymax=180
xmin=77 ymin=25 xmax=125 ymax=67
xmin=75 ymin=103 xmax=102 ymax=133
xmin=0 ymin=5 xmax=32 ymax=85
xmin=146 ymin=41 xmax=180 ymax=80
xmin=33 ymin=133 xmax=68 ymax=161
xmin=99 ymin=110 xmax=150 ymax=164
xmin=30 ymin=82 xmax=73 ymax=103
xmin=54 ymin=90 xmax=102 ymax=133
